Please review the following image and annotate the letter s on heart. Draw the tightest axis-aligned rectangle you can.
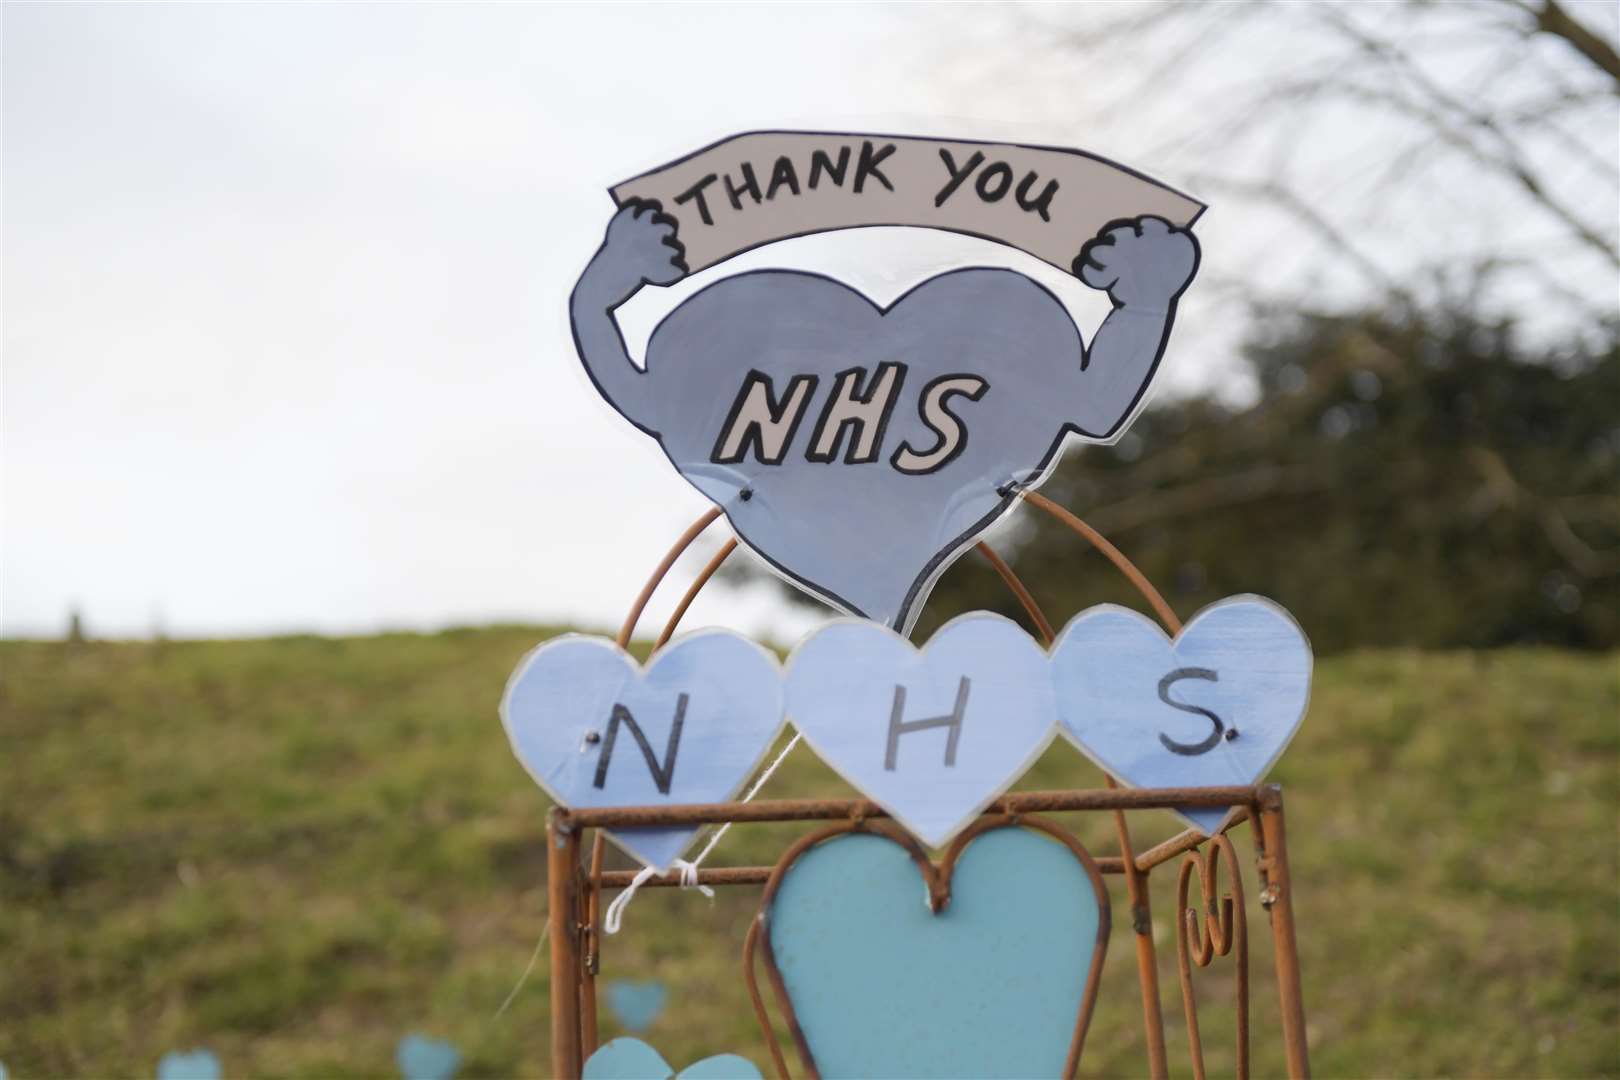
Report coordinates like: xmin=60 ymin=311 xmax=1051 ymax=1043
xmin=892 ymin=375 xmax=989 ymax=475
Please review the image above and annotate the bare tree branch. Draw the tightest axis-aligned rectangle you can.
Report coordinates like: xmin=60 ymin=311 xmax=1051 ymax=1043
xmin=1319 ymin=5 xmax=1620 ymax=267
xmin=1512 ymin=0 xmax=1620 ymax=87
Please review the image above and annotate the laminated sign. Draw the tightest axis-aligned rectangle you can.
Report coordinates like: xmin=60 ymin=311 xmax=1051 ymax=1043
xmin=569 ymin=130 xmax=1206 ymax=631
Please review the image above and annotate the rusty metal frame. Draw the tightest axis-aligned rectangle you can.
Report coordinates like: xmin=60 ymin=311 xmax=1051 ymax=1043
xmin=543 ymin=500 xmax=1311 ymax=1079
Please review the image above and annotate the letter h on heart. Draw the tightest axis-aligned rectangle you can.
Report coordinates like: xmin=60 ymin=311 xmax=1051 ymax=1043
xmin=884 ymin=677 xmax=969 ymax=770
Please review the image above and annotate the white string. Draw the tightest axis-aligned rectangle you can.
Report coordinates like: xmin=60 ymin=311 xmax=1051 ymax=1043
xmin=604 ymin=858 xmax=713 ymax=934
xmin=492 ymin=920 xmax=549 ymax=1019
xmin=603 ymin=732 xmax=803 ymax=934
xmin=689 ymin=731 xmax=802 ymax=867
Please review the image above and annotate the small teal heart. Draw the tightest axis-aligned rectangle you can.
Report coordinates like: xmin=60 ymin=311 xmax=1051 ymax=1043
xmin=156 ymin=1049 xmax=220 ymax=1080
xmin=606 ymin=979 xmax=668 ymax=1032
xmin=583 ymin=1037 xmax=761 ymax=1080
xmin=396 ymin=1033 xmax=460 ymax=1080
xmin=765 ymin=826 xmax=1107 ymax=1078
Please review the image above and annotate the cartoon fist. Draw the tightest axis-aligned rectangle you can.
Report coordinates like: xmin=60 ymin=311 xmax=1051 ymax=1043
xmin=594 ymin=198 xmax=689 ymax=294
xmin=1073 ymin=216 xmax=1200 ymax=311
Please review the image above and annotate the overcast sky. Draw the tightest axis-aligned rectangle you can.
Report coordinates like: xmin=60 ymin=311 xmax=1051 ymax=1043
xmin=3 ymin=4 xmax=950 ymax=641
xmin=5 ymin=3 xmax=1614 ymax=642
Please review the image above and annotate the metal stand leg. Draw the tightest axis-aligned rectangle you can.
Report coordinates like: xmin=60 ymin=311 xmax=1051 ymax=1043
xmin=1256 ymin=786 xmax=1311 ymax=1079
xmin=548 ymin=810 xmax=583 ymax=1079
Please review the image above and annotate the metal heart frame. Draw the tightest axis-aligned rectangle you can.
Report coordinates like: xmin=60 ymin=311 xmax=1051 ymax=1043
xmin=745 ymin=815 xmax=1111 ymax=1080
xmin=537 ymin=492 xmax=1311 ymax=1080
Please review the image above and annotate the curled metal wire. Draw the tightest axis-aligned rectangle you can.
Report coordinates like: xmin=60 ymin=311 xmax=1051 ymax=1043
xmin=1175 ymin=832 xmax=1250 ymax=1080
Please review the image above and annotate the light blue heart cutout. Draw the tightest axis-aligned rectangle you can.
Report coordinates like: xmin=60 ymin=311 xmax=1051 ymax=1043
xmin=584 ymin=1037 xmax=761 ymax=1080
xmin=766 ymin=826 xmax=1107 ymax=1078
xmin=396 ymin=1033 xmax=460 ymax=1080
xmin=502 ymin=630 xmax=785 ymax=871
xmin=605 ymin=979 xmax=668 ymax=1032
xmin=784 ymin=613 xmax=1057 ymax=848
xmin=1051 ymin=595 xmax=1312 ymax=834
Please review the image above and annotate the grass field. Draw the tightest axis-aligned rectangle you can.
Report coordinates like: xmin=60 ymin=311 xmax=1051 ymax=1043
xmin=2 ymin=631 xmax=1616 ymax=1078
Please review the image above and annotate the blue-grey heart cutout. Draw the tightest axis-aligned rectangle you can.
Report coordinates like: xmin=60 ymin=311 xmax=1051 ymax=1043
xmin=644 ymin=269 xmax=1087 ymax=631
xmin=785 ymin=613 xmax=1057 ymax=848
xmin=1051 ymin=595 xmax=1312 ymax=834
xmin=502 ymin=631 xmax=785 ymax=870
xmin=766 ymin=827 xmax=1107 ymax=1078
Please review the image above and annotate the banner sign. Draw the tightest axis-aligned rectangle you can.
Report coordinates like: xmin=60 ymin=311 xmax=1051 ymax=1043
xmin=611 ymin=130 xmax=1205 ymax=274
xmin=571 ymin=130 xmax=1205 ymax=631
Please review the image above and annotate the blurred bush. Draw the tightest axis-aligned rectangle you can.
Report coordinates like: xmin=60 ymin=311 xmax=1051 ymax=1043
xmin=919 ymin=306 xmax=1619 ymax=651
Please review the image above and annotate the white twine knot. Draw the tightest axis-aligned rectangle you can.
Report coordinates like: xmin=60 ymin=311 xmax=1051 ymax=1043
xmin=599 ymin=732 xmax=801 ymax=936
xmin=603 ymin=858 xmax=714 ymax=935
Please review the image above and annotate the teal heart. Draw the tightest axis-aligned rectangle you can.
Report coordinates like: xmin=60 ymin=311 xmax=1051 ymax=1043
xmin=584 ymin=1037 xmax=760 ymax=1080
xmin=765 ymin=827 xmax=1108 ymax=1078
xmin=156 ymin=1049 xmax=220 ymax=1080
xmin=606 ymin=979 xmax=668 ymax=1032
xmin=395 ymin=1034 xmax=460 ymax=1080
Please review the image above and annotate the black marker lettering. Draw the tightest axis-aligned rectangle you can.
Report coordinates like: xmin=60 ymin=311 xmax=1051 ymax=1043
xmin=592 ymin=695 xmax=687 ymax=795
xmin=934 ymin=148 xmax=985 ymax=207
xmin=892 ymin=375 xmax=988 ymax=475
xmin=806 ymin=362 xmax=905 ymax=464
xmin=974 ymin=161 xmax=1013 ymax=202
xmin=1156 ymin=668 xmax=1224 ymax=757
xmin=1015 ymin=173 xmax=1059 ymax=222
xmin=672 ymin=174 xmax=718 ymax=226
xmin=711 ymin=370 xmax=819 ymax=465
xmin=766 ymin=155 xmax=801 ymax=200
xmin=854 ymin=140 xmax=896 ymax=193
xmin=884 ymin=677 xmax=969 ymax=770
xmin=808 ymin=146 xmax=851 ymax=189
xmin=723 ymin=163 xmax=762 ymax=209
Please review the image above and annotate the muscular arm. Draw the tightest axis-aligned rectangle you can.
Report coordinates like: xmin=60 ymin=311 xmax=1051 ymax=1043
xmin=1070 ymin=216 xmax=1201 ymax=438
xmin=567 ymin=200 xmax=688 ymax=437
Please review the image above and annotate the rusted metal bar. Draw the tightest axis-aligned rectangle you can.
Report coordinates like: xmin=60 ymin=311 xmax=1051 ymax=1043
xmin=559 ymin=786 xmax=1262 ymax=830
xmin=974 ymin=541 xmax=1056 ymax=643
xmin=599 ymin=854 xmax=1136 ymax=890
xmin=615 ymin=506 xmax=722 ymax=648
xmin=742 ymin=917 xmax=793 ymax=1079
xmin=654 ymin=537 xmax=737 ymax=649
xmin=1022 ymin=490 xmax=1184 ymax=634
xmin=1109 ymin=779 xmax=1169 ymax=1080
xmin=1135 ymin=808 xmax=1251 ymax=874
xmin=1174 ymin=834 xmax=1249 ymax=1080
xmin=1255 ymin=786 xmax=1311 ymax=1079
xmin=579 ymin=832 xmax=606 ymax=1053
xmin=600 ymin=865 xmax=776 ymax=888
xmin=546 ymin=810 xmax=583 ymax=1079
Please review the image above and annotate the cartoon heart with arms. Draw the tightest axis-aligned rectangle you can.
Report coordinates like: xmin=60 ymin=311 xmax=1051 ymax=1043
xmin=1051 ymin=596 xmax=1312 ymax=835
xmin=570 ymin=199 xmax=1199 ymax=632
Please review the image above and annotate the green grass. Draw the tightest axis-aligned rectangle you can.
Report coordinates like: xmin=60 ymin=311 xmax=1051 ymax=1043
xmin=2 ymin=632 xmax=1616 ymax=1078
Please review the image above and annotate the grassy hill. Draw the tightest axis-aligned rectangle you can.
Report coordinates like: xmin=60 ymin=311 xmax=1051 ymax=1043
xmin=2 ymin=631 xmax=1616 ymax=1078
